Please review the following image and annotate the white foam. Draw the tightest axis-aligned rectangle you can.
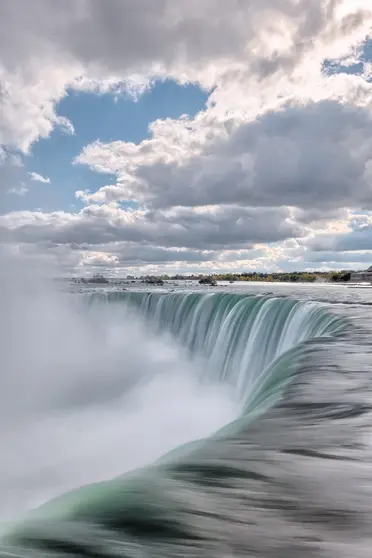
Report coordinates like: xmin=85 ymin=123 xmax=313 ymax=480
xmin=0 ymin=260 xmax=238 ymax=522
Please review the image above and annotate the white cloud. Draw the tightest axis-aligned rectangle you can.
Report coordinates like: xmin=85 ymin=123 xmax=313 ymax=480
xmin=0 ymin=204 xmax=306 ymax=250
xmin=0 ymin=62 xmax=76 ymax=153
xmin=0 ymin=0 xmax=371 ymax=152
xmin=7 ymin=184 xmax=28 ymax=197
xmin=76 ymin=100 xmax=372 ymax=213
xmin=28 ymin=172 xmax=51 ymax=184
xmin=1 ymin=0 xmax=372 ymax=271
xmin=0 ymin=200 xmax=349 ymax=274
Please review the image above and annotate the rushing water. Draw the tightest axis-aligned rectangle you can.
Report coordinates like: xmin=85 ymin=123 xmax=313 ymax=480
xmin=1 ymin=282 xmax=372 ymax=557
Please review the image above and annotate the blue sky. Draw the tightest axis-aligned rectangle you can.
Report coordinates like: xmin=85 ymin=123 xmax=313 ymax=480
xmin=324 ymin=38 xmax=372 ymax=76
xmin=6 ymin=79 xmax=208 ymax=213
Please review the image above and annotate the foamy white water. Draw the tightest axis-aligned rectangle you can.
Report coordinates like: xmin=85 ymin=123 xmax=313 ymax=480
xmin=0 ymin=269 xmax=238 ymax=522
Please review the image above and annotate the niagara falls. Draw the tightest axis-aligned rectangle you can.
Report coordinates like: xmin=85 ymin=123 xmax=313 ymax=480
xmin=2 ymin=0 xmax=372 ymax=555
xmin=1 ymin=268 xmax=372 ymax=557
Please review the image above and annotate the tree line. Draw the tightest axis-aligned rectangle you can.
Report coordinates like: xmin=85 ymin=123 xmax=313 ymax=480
xmin=73 ymin=271 xmax=352 ymax=284
xmin=148 ymin=271 xmax=352 ymax=283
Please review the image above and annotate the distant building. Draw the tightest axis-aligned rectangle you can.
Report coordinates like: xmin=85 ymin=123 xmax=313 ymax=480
xmin=350 ymin=266 xmax=372 ymax=283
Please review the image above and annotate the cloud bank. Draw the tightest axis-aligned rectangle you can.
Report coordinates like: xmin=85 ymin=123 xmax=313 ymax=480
xmin=1 ymin=0 xmax=372 ymax=274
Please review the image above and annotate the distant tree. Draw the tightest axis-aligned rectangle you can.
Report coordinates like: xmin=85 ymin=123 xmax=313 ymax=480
xmin=142 ymin=276 xmax=164 ymax=285
xmin=199 ymin=276 xmax=217 ymax=286
xmin=89 ymin=274 xmax=109 ymax=284
xmin=330 ymin=271 xmax=351 ymax=282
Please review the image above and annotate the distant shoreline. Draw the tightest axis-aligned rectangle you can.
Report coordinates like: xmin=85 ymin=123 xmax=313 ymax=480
xmin=69 ymin=270 xmax=353 ymax=285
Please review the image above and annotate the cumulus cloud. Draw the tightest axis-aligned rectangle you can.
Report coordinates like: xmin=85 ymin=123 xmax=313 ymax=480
xmin=0 ymin=204 xmax=305 ymax=250
xmin=0 ymin=200 xmax=311 ymax=274
xmin=310 ymin=228 xmax=372 ymax=253
xmin=0 ymin=63 xmax=75 ymax=152
xmin=28 ymin=172 xmax=51 ymax=184
xmin=1 ymin=0 xmax=372 ymax=271
xmin=4 ymin=0 xmax=366 ymax=78
xmin=76 ymin=101 xmax=372 ymax=212
xmin=0 ymin=0 xmax=371 ymax=152
xmin=286 ymin=211 xmax=372 ymax=269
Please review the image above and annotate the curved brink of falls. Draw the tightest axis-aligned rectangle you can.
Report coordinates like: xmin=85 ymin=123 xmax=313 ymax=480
xmin=2 ymin=293 xmax=372 ymax=558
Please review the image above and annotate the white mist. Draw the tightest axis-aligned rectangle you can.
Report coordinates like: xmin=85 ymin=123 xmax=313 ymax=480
xmin=0 ymin=259 xmax=238 ymax=522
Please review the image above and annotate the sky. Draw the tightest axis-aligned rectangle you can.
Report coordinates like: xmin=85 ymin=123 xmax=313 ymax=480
xmin=0 ymin=0 xmax=372 ymax=276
